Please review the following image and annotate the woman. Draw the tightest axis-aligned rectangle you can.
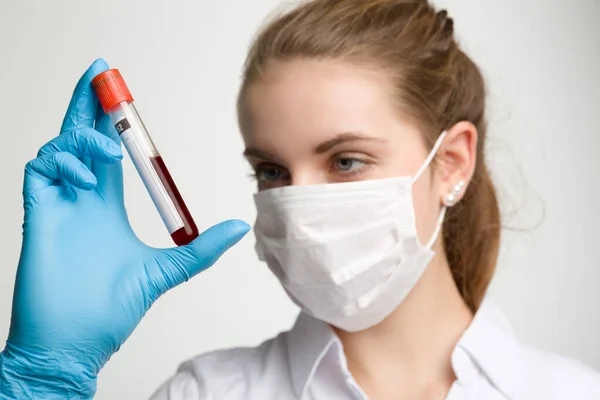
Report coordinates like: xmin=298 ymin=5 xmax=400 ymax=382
xmin=0 ymin=0 xmax=598 ymax=399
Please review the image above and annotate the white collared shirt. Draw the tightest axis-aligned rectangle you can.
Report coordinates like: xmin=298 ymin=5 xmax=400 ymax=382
xmin=150 ymin=299 xmax=600 ymax=399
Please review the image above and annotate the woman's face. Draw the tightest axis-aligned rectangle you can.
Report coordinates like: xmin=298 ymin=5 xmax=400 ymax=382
xmin=239 ymin=59 xmax=448 ymax=246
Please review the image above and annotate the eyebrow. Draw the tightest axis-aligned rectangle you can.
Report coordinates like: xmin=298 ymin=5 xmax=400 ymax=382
xmin=243 ymin=147 xmax=281 ymax=162
xmin=313 ymin=132 xmax=387 ymax=154
xmin=242 ymin=132 xmax=386 ymax=161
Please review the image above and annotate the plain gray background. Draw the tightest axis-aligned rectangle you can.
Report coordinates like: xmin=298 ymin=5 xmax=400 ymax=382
xmin=0 ymin=0 xmax=598 ymax=398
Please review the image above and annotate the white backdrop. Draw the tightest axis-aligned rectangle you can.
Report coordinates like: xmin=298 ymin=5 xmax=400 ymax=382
xmin=0 ymin=0 xmax=598 ymax=398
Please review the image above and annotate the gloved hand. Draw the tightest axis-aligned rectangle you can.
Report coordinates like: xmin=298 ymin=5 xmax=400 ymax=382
xmin=0 ymin=59 xmax=250 ymax=400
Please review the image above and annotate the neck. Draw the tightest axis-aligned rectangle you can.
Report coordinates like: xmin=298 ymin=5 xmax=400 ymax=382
xmin=333 ymin=254 xmax=473 ymax=398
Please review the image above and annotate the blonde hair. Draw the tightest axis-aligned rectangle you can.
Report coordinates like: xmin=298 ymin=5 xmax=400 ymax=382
xmin=238 ymin=0 xmax=500 ymax=311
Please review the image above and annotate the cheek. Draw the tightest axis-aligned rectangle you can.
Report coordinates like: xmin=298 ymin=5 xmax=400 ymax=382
xmin=411 ymin=171 xmax=442 ymax=246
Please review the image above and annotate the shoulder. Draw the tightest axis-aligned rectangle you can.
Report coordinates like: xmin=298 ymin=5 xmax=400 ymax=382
xmin=462 ymin=298 xmax=600 ymax=400
xmin=150 ymin=332 xmax=294 ymax=400
xmin=514 ymin=343 xmax=600 ymax=399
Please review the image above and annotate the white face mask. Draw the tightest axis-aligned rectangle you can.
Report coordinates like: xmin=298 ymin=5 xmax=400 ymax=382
xmin=253 ymin=131 xmax=448 ymax=332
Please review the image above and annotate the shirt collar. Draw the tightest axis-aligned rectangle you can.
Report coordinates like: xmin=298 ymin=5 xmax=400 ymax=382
xmin=452 ymin=297 xmax=518 ymax=398
xmin=286 ymin=297 xmax=518 ymax=399
xmin=285 ymin=312 xmax=338 ymax=399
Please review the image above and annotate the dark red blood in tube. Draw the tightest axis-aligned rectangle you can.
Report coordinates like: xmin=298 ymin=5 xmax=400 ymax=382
xmin=149 ymin=156 xmax=199 ymax=246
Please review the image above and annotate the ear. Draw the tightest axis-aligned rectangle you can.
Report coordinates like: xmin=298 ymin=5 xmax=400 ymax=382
xmin=435 ymin=121 xmax=478 ymax=206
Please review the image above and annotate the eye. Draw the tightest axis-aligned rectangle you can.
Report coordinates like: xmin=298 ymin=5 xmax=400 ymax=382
xmin=254 ymin=164 xmax=289 ymax=182
xmin=333 ymin=157 xmax=366 ymax=172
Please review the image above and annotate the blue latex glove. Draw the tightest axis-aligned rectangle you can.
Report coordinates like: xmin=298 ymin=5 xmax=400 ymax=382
xmin=0 ymin=59 xmax=250 ymax=399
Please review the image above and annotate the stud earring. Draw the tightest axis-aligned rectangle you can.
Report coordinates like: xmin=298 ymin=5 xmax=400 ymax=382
xmin=444 ymin=180 xmax=465 ymax=206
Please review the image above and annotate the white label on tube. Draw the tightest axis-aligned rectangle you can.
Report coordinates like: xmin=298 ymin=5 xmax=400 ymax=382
xmin=117 ymin=120 xmax=184 ymax=234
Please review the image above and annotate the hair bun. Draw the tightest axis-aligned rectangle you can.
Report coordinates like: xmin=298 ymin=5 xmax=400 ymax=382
xmin=436 ymin=9 xmax=455 ymax=38
xmin=431 ymin=9 xmax=455 ymax=52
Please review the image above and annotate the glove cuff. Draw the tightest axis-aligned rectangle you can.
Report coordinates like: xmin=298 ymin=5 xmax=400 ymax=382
xmin=0 ymin=342 xmax=97 ymax=400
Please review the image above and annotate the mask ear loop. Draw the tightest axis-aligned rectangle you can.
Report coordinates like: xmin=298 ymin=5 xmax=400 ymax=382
xmin=410 ymin=131 xmax=449 ymax=249
xmin=426 ymin=207 xmax=447 ymax=249
xmin=411 ymin=130 xmax=448 ymax=184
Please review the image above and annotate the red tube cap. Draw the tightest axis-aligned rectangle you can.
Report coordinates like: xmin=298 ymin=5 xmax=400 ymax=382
xmin=92 ymin=69 xmax=134 ymax=113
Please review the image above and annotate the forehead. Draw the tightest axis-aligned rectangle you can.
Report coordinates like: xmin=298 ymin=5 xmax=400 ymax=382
xmin=239 ymin=59 xmax=403 ymax=143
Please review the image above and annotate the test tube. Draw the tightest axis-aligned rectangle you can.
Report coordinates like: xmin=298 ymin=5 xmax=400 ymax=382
xmin=92 ymin=69 xmax=199 ymax=246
